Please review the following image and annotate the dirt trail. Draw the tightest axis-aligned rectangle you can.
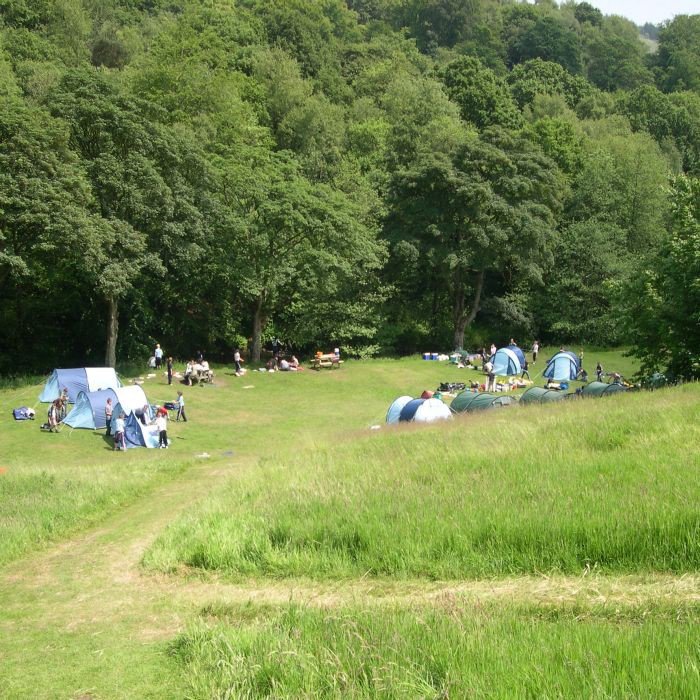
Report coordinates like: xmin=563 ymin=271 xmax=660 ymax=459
xmin=1 ymin=454 xmax=698 ymax=697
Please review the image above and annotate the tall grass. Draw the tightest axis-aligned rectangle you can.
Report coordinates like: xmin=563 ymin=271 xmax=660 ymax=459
xmin=144 ymin=384 xmax=700 ymax=578
xmin=172 ymin=601 xmax=700 ymax=698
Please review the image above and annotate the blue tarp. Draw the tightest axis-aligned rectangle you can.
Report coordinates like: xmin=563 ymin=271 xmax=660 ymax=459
xmin=40 ymin=368 xmax=121 ymax=403
xmin=543 ymin=351 xmax=580 ymax=381
xmin=491 ymin=348 xmax=522 ymax=376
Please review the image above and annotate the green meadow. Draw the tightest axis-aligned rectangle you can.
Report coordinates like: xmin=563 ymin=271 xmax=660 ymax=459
xmin=173 ymin=602 xmax=700 ymax=699
xmin=1 ymin=349 xmax=699 ymax=698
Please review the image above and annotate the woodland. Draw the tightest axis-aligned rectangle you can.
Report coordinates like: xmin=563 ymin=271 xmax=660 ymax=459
xmin=0 ymin=0 xmax=698 ymax=378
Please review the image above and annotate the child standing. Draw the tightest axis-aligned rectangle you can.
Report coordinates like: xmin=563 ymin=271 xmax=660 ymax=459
xmin=105 ymin=397 xmax=113 ymax=436
xmin=156 ymin=409 xmax=168 ymax=449
xmin=113 ymin=413 xmax=126 ymax=451
xmin=176 ymin=391 xmax=187 ymax=422
xmin=167 ymin=356 xmax=173 ymax=385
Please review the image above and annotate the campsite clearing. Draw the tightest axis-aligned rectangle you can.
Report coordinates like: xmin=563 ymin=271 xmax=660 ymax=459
xmin=0 ymin=349 xmax=698 ymax=698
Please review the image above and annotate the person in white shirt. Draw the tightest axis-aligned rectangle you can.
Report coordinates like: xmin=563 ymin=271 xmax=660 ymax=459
xmin=154 ymin=343 xmax=164 ymax=369
xmin=156 ymin=410 xmax=168 ymax=448
xmin=113 ymin=414 xmax=126 ymax=451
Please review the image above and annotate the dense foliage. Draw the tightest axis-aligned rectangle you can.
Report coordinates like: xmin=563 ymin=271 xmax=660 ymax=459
xmin=0 ymin=1 xmax=698 ymax=376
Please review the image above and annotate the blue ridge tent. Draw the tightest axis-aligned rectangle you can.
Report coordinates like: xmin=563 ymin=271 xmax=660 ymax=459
xmin=386 ymin=395 xmax=413 ymax=424
xmin=63 ymin=385 xmax=148 ymax=430
xmin=111 ymin=385 xmax=151 ymax=419
xmin=543 ymin=352 xmax=579 ymax=381
xmin=490 ymin=348 xmax=522 ymax=376
xmin=40 ymin=367 xmax=122 ymax=403
xmin=398 ymin=397 xmax=452 ymax=423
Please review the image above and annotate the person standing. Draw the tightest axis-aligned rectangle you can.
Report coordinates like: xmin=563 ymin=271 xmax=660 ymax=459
xmin=154 ymin=343 xmax=164 ymax=369
xmin=156 ymin=410 xmax=168 ymax=449
xmin=113 ymin=413 xmax=126 ymax=451
xmin=234 ymin=348 xmax=243 ymax=374
xmin=105 ymin=397 xmax=113 ymax=436
xmin=596 ymin=361 xmax=604 ymax=382
xmin=484 ymin=359 xmax=496 ymax=392
xmin=532 ymin=340 xmax=539 ymax=364
xmin=48 ymin=400 xmax=60 ymax=433
xmin=521 ymin=360 xmax=530 ymax=380
xmin=176 ymin=391 xmax=187 ymax=422
xmin=167 ymin=356 xmax=173 ymax=385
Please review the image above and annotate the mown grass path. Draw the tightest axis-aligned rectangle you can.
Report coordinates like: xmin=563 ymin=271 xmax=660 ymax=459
xmin=1 ymin=447 xmax=699 ymax=698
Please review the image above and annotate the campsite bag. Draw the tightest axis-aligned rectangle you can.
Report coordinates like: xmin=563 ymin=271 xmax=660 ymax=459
xmin=163 ymin=402 xmax=178 ymax=410
xmin=13 ymin=407 xmax=35 ymax=420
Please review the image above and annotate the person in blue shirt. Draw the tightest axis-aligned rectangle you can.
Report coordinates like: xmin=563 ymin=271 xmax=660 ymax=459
xmin=176 ymin=391 xmax=187 ymax=422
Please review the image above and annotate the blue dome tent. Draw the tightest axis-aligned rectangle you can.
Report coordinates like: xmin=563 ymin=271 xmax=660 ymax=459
xmin=543 ymin=352 xmax=579 ymax=381
xmin=386 ymin=396 xmax=413 ymax=424
xmin=40 ymin=367 xmax=122 ymax=403
xmin=508 ymin=344 xmax=527 ymax=367
xmin=398 ymin=397 xmax=452 ymax=423
xmin=123 ymin=412 xmax=160 ymax=449
xmin=490 ymin=348 xmax=522 ymax=376
xmin=64 ymin=385 xmax=149 ymax=430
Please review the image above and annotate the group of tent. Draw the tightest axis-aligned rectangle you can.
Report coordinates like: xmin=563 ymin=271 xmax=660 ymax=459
xmin=386 ymin=346 xmax=627 ymax=425
xmin=39 ymin=367 xmax=161 ymax=448
xmin=490 ymin=345 xmax=581 ymax=382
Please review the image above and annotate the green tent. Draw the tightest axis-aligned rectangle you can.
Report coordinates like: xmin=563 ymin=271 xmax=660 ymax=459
xmin=450 ymin=391 xmax=517 ymax=413
xmin=581 ymin=381 xmax=627 ymax=397
xmin=519 ymin=386 xmax=566 ymax=405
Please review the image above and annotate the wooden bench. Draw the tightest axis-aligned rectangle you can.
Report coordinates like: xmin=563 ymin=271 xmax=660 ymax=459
xmin=186 ymin=367 xmax=214 ymax=385
xmin=310 ymin=354 xmax=344 ymax=370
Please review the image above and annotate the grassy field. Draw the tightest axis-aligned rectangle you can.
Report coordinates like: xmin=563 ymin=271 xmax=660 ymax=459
xmin=173 ymin=601 xmax=700 ymax=698
xmin=1 ymin=347 xmax=699 ymax=698
xmin=0 ymin=347 xmax=639 ymax=567
xmin=143 ymin=384 xmax=700 ymax=579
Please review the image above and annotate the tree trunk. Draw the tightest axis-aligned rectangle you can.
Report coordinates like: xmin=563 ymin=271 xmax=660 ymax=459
xmin=452 ymin=269 xmax=485 ymax=350
xmin=250 ymin=295 xmax=266 ymax=363
xmin=105 ymin=296 xmax=118 ymax=368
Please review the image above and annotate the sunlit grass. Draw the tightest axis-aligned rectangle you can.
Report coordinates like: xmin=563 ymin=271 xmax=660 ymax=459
xmin=144 ymin=383 xmax=700 ymax=579
xmin=172 ymin=601 xmax=700 ymax=699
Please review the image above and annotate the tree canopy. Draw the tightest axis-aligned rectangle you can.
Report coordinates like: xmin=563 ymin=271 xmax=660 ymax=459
xmin=0 ymin=0 xmax=699 ymax=378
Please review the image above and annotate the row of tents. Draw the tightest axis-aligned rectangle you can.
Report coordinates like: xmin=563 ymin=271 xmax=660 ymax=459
xmin=386 ymin=381 xmax=627 ymax=424
xmin=491 ymin=346 xmax=581 ymax=381
xmin=39 ymin=367 xmax=160 ymax=448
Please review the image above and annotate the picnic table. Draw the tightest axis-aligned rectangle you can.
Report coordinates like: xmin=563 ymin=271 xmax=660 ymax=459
xmin=310 ymin=353 xmax=344 ymax=370
xmin=185 ymin=365 xmax=214 ymax=385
